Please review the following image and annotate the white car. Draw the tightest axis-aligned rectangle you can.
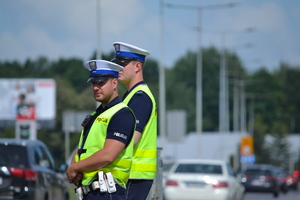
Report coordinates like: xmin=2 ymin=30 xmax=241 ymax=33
xmin=164 ymin=159 xmax=245 ymax=200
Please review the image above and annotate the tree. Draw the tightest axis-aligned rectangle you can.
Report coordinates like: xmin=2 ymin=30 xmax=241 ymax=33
xmin=166 ymin=46 xmax=245 ymax=132
xmin=264 ymin=122 xmax=290 ymax=168
xmin=275 ymin=63 xmax=300 ymax=132
xmin=252 ymin=114 xmax=270 ymax=164
xmin=1 ymin=47 xmax=300 ymax=168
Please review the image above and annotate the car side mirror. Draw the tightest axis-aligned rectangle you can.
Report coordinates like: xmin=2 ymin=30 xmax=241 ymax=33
xmin=58 ymin=163 xmax=68 ymax=173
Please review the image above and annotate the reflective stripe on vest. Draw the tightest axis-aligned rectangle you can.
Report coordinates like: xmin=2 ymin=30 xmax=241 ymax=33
xmin=134 ymin=149 xmax=156 ymax=157
xmin=123 ymin=84 xmax=157 ymax=179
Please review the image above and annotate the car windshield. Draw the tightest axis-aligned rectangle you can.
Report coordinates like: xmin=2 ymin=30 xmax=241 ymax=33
xmin=175 ymin=163 xmax=223 ymax=174
xmin=0 ymin=145 xmax=28 ymax=168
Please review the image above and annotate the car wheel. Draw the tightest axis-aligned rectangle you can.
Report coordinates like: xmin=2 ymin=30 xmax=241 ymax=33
xmin=44 ymin=193 xmax=49 ymax=200
xmin=65 ymin=192 xmax=70 ymax=200
xmin=273 ymin=191 xmax=279 ymax=198
xmin=283 ymin=185 xmax=288 ymax=193
xmin=294 ymin=183 xmax=299 ymax=190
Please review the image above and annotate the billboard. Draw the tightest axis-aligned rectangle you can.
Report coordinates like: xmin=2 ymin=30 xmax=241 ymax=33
xmin=0 ymin=79 xmax=56 ymax=128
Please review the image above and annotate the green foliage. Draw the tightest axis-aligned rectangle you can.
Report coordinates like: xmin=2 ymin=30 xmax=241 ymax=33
xmin=0 ymin=60 xmax=23 ymax=77
xmin=252 ymin=114 xmax=270 ymax=164
xmin=275 ymin=63 xmax=300 ymax=132
xmin=264 ymin=122 xmax=290 ymax=168
xmin=44 ymin=58 xmax=88 ymax=93
xmin=166 ymin=46 xmax=244 ymax=132
xmin=1 ymin=47 xmax=300 ymax=168
xmin=166 ymin=50 xmax=198 ymax=132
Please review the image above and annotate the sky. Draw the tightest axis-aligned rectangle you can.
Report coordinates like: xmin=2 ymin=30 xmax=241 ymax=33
xmin=0 ymin=0 xmax=300 ymax=73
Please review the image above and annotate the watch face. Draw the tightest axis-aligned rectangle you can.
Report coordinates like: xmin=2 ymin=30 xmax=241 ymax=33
xmin=89 ymin=61 xmax=97 ymax=70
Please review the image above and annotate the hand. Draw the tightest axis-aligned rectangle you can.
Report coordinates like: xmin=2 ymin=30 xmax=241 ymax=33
xmin=66 ymin=163 xmax=82 ymax=184
xmin=72 ymin=171 xmax=83 ymax=184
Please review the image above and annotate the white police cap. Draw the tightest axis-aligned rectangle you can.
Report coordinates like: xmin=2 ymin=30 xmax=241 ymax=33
xmin=111 ymin=42 xmax=150 ymax=63
xmin=84 ymin=60 xmax=123 ymax=83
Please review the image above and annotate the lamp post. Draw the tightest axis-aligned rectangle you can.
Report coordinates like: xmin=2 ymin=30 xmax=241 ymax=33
xmin=159 ymin=0 xmax=166 ymax=158
xmin=96 ymin=0 xmax=101 ymax=60
xmin=95 ymin=0 xmax=102 ymax=108
xmin=165 ymin=2 xmax=236 ymax=158
xmin=233 ymin=58 xmax=260 ymax=133
xmin=210 ymin=28 xmax=255 ymax=134
xmin=226 ymin=43 xmax=253 ymax=134
xmin=207 ymin=27 xmax=254 ymax=160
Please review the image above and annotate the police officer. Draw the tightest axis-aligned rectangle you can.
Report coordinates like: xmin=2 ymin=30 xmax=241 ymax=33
xmin=66 ymin=60 xmax=135 ymax=200
xmin=111 ymin=42 xmax=157 ymax=200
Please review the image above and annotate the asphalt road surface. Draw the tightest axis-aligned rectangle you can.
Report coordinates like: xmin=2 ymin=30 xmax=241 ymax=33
xmin=244 ymin=190 xmax=300 ymax=200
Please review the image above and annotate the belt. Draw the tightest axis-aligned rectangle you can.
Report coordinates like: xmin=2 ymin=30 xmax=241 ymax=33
xmin=77 ymin=180 xmax=100 ymax=195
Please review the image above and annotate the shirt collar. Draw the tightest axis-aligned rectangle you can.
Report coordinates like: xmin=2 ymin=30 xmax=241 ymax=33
xmin=123 ymin=81 xmax=146 ymax=100
xmin=96 ymin=96 xmax=122 ymax=113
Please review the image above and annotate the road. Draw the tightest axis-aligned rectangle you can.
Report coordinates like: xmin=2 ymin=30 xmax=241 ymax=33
xmin=67 ymin=182 xmax=300 ymax=200
xmin=244 ymin=190 xmax=300 ymax=200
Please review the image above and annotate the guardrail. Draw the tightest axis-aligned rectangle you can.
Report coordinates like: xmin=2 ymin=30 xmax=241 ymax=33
xmin=146 ymin=147 xmax=163 ymax=200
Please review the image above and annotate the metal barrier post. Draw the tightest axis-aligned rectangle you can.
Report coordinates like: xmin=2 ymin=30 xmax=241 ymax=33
xmin=146 ymin=147 xmax=163 ymax=200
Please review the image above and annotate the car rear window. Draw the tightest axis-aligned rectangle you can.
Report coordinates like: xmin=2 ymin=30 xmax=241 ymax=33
xmin=175 ymin=163 xmax=223 ymax=174
xmin=245 ymin=169 xmax=272 ymax=176
xmin=0 ymin=145 xmax=28 ymax=168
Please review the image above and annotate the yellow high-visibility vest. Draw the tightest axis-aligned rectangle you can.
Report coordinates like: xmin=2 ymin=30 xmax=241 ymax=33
xmin=123 ymin=84 xmax=157 ymax=179
xmin=75 ymin=103 xmax=135 ymax=187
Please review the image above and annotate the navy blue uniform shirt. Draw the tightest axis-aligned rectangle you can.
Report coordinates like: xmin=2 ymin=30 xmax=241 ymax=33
xmin=122 ymin=81 xmax=152 ymax=134
xmin=96 ymin=96 xmax=135 ymax=147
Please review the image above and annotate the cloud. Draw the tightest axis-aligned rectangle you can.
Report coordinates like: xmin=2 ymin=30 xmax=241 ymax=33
xmin=0 ymin=0 xmax=299 ymax=71
xmin=239 ymin=2 xmax=286 ymax=31
xmin=199 ymin=1 xmax=300 ymax=71
xmin=0 ymin=0 xmax=151 ymax=62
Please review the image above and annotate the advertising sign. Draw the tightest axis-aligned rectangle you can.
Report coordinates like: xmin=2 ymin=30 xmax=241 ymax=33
xmin=0 ymin=79 xmax=56 ymax=128
xmin=16 ymin=104 xmax=36 ymax=120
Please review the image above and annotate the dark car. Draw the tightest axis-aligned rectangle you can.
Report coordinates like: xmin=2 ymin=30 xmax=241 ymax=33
xmin=241 ymin=164 xmax=280 ymax=198
xmin=274 ymin=167 xmax=289 ymax=193
xmin=0 ymin=138 xmax=69 ymax=200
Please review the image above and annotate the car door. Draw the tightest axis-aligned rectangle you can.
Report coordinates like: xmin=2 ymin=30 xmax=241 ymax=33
xmin=32 ymin=145 xmax=50 ymax=200
xmin=39 ymin=144 xmax=66 ymax=200
xmin=33 ymin=144 xmax=64 ymax=200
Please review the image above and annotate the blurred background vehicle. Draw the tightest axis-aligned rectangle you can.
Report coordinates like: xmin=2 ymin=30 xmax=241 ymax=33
xmin=164 ymin=159 xmax=245 ymax=200
xmin=286 ymin=170 xmax=299 ymax=190
xmin=0 ymin=138 xmax=69 ymax=200
xmin=274 ymin=167 xmax=289 ymax=193
xmin=240 ymin=164 xmax=280 ymax=198
xmin=162 ymin=158 xmax=175 ymax=187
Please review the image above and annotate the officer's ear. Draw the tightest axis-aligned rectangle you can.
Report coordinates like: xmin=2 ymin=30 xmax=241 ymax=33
xmin=134 ymin=61 xmax=143 ymax=73
xmin=112 ymin=77 xmax=117 ymax=83
xmin=112 ymin=77 xmax=118 ymax=87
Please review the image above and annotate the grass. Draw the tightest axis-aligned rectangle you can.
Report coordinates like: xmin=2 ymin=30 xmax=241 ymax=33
xmin=67 ymin=183 xmax=77 ymax=200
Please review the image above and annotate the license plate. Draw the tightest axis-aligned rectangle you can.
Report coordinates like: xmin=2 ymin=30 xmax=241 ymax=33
xmin=185 ymin=181 xmax=206 ymax=188
xmin=251 ymin=180 xmax=263 ymax=186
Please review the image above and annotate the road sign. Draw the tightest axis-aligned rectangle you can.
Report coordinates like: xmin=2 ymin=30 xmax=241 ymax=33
xmin=240 ymin=136 xmax=254 ymax=155
xmin=240 ymin=154 xmax=255 ymax=164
